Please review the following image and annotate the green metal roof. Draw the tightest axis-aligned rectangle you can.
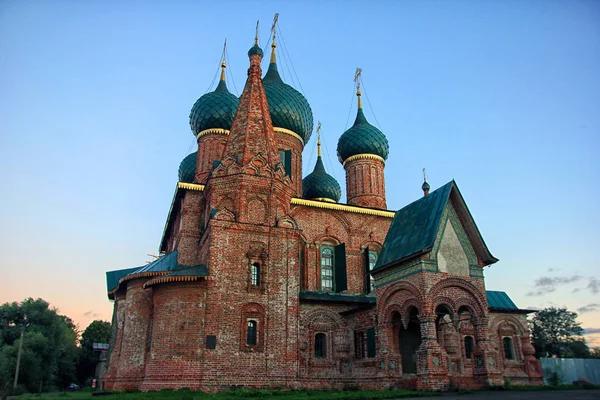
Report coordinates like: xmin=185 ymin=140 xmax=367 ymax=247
xmin=263 ymin=62 xmax=313 ymax=144
xmin=375 ymin=181 xmax=453 ymax=270
xmin=189 ymin=78 xmax=239 ymax=135
xmin=129 ymin=250 xmax=181 ymax=275
xmin=106 ymin=251 xmax=210 ymax=295
xmin=299 ymin=291 xmax=376 ymax=304
xmin=106 ymin=267 xmax=141 ymax=293
xmin=178 ymin=151 xmax=197 ymax=183
xmin=302 ymin=156 xmax=341 ymax=202
xmin=337 ymin=108 xmax=389 ymax=163
xmin=163 ymin=265 xmax=209 ymax=277
xmin=248 ymin=43 xmax=264 ymax=58
xmin=486 ymin=290 xmax=518 ymax=311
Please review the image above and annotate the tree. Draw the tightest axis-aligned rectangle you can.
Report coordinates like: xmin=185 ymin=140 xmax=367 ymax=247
xmin=77 ymin=320 xmax=111 ymax=384
xmin=530 ymin=306 xmax=587 ymax=358
xmin=0 ymin=298 xmax=79 ymax=392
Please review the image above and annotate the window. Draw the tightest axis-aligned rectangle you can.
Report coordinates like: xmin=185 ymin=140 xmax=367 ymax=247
xmin=368 ymin=250 xmax=378 ymax=292
xmin=251 ymin=263 xmax=260 ymax=286
xmin=320 ymin=247 xmax=334 ymax=291
xmin=464 ymin=336 xmax=474 ymax=359
xmin=354 ymin=331 xmax=365 ymax=358
xmin=247 ymin=320 xmax=257 ymax=346
xmin=279 ymin=149 xmax=292 ymax=178
xmin=503 ymin=337 xmax=514 ymax=360
xmin=366 ymin=327 xmax=376 ymax=358
xmin=315 ymin=333 xmax=327 ymax=358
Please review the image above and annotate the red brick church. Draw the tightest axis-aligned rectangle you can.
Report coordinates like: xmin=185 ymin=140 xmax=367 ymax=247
xmin=104 ymin=27 xmax=543 ymax=391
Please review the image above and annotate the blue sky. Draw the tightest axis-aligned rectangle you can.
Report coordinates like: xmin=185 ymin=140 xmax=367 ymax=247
xmin=1 ymin=0 xmax=599 ymax=343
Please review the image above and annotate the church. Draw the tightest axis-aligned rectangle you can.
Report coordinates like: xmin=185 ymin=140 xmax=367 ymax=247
xmin=103 ymin=25 xmax=543 ymax=391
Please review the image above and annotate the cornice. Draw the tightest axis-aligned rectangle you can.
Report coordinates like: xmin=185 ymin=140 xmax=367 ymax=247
xmin=291 ymin=198 xmax=394 ymax=218
xmin=274 ymin=127 xmax=304 ymax=146
xmin=177 ymin=182 xmax=205 ymax=191
xmin=196 ymin=128 xmax=229 ymax=140
xmin=342 ymin=153 xmax=385 ymax=167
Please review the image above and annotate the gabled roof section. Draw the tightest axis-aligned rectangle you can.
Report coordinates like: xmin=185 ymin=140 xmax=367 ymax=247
xmin=486 ymin=290 xmax=517 ymax=311
xmin=374 ymin=180 xmax=498 ymax=272
xmin=486 ymin=290 xmax=536 ymax=314
xmin=107 ymin=250 xmax=209 ymax=299
xmin=106 ymin=266 xmax=141 ymax=293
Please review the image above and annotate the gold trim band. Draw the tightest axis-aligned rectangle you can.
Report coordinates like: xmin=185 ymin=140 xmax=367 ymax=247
xmin=291 ymin=197 xmax=394 ymax=218
xmin=312 ymin=197 xmax=337 ymax=203
xmin=177 ymin=182 xmax=205 ymax=191
xmin=274 ymin=127 xmax=304 ymax=146
xmin=196 ymin=128 xmax=229 ymax=140
xmin=342 ymin=153 xmax=385 ymax=167
xmin=143 ymin=275 xmax=207 ymax=289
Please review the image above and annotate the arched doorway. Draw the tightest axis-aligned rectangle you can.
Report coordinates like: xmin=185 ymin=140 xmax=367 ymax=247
xmin=399 ymin=306 xmax=421 ymax=374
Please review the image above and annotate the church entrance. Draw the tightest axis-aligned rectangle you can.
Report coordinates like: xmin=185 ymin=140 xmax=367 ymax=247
xmin=398 ymin=307 xmax=421 ymax=374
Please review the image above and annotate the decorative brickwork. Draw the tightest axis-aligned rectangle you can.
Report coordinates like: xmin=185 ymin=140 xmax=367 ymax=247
xmin=344 ymin=157 xmax=386 ymax=209
xmin=104 ymin=38 xmax=541 ymax=393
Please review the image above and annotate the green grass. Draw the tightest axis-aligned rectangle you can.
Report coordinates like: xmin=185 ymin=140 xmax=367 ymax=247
xmin=15 ymin=388 xmax=436 ymax=400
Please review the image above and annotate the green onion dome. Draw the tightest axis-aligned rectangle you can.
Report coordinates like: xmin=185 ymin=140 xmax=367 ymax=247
xmin=422 ymin=181 xmax=430 ymax=191
xmin=248 ymin=43 xmax=264 ymax=58
xmin=337 ymin=98 xmax=389 ymax=164
xmin=302 ymin=156 xmax=341 ymax=203
xmin=262 ymin=45 xmax=313 ymax=144
xmin=189 ymin=65 xmax=239 ymax=136
xmin=178 ymin=152 xmax=197 ymax=183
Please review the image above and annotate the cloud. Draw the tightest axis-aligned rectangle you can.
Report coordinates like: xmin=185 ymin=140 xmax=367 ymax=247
xmin=589 ymin=278 xmax=599 ymax=294
xmin=526 ymin=288 xmax=556 ymax=297
xmin=525 ymin=275 xmax=582 ymax=296
xmin=83 ymin=311 xmax=93 ymax=316
xmin=584 ymin=328 xmax=600 ymax=335
xmin=577 ymin=303 xmax=600 ymax=314
xmin=572 ymin=277 xmax=599 ymax=295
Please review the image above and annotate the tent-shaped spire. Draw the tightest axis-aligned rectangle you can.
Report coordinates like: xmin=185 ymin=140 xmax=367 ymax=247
xmin=221 ymin=35 xmax=279 ymax=167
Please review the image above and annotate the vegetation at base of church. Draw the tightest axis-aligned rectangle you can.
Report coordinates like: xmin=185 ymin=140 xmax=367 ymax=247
xmin=529 ymin=306 xmax=598 ymax=358
xmin=0 ymin=298 xmax=111 ymax=395
xmin=12 ymin=388 xmax=436 ymax=399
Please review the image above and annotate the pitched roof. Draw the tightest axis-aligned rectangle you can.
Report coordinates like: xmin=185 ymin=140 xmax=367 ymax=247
xmin=486 ymin=290 xmax=518 ymax=311
xmin=106 ymin=251 xmax=209 ymax=298
xmin=106 ymin=266 xmax=141 ymax=293
xmin=374 ymin=181 xmax=497 ymax=271
xmin=486 ymin=290 xmax=536 ymax=313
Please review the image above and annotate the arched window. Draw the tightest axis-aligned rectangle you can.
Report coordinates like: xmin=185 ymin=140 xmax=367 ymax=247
xmin=251 ymin=263 xmax=260 ymax=286
xmin=368 ymin=250 xmax=378 ymax=292
xmin=503 ymin=337 xmax=514 ymax=360
xmin=464 ymin=336 xmax=474 ymax=359
xmin=320 ymin=247 xmax=334 ymax=291
xmin=314 ymin=333 xmax=327 ymax=358
xmin=247 ymin=320 xmax=257 ymax=346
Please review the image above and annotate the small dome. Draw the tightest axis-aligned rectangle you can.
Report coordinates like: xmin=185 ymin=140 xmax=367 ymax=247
xmin=422 ymin=181 xmax=431 ymax=191
xmin=248 ymin=43 xmax=264 ymax=58
xmin=337 ymin=108 xmax=389 ymax=164
xmin=302 ymin=156 xmax=341 ymax=203
xmin=178 ymin=152 xmax=197 ymax=183
xmin=189 ymin=78 xmax=239 ymax=136
xmin=263 ymin=61 xmax=313 ymax=144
